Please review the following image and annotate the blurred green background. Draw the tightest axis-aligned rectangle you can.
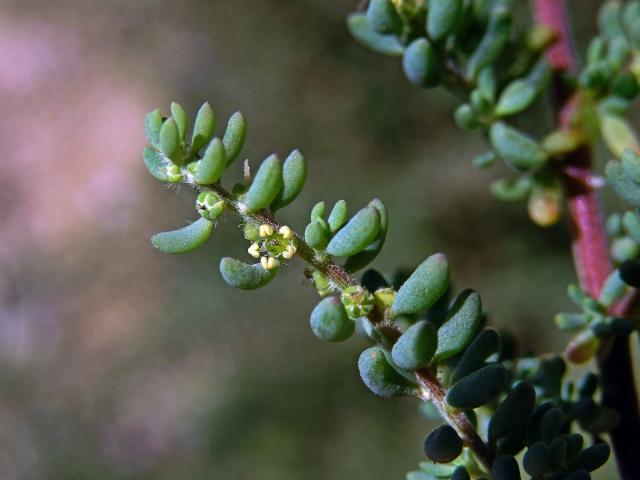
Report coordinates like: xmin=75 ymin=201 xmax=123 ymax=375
xmin=0 ymin=0 xmax=626 ymax=478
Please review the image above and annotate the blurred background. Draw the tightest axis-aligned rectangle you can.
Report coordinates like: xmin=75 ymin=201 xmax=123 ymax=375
xmin=0 ymin=0 xmax=625 ymax=478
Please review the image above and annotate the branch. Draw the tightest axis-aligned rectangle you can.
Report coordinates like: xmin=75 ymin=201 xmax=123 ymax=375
xmin=532 ymin=2 xmax=640 ymax=478
xmin=201 ymin=182 xmax=494 ymax=472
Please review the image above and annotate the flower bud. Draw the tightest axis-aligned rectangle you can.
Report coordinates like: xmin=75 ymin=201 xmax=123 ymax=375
xmin=196 ymin=191 xmax=225 ymax=221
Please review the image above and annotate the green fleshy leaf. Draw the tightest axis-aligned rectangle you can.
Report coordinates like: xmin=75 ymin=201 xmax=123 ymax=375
xmin=326 ymin=206 xmax=381 ymax=257
xmin=490 ymin=122 xmax=547 ymax=171
xmin=599 ymin=269 xmax=627 ymax=306
xmin=358 ymin=346 xmax=418 ymax=397
xmin=271 ymin=149 xmax=307 ymax=211
xmin=191 ymin=102 xmax=215 ymax=154
xmin=466 ymin=8 xmax=511 ymax=80
xmin=311 ymin=201 xmax=326 ymax=221
xmin=195 ymin=138 xmax=226 ymax=184
xmin=450 ymin=328 xmax=500 ymax=384
xmin=622 ymin=212 xmax=640 ymax=243
xmin=151 ymin=217 xmax=212 ymax=254
xmin=159 ymin=117 xmax=181 ymax=162
xmin=446 ymin=364 xmax=507 ymax=409
xmin=434 ymin=289 xmax=481 ymax=361
xmin=568 ymin=443 xmax=610 ymax=473
xmin=391 ymin=254 xmax=449 ymax=316
xmin=222 ymin=112 xmax=247 ymax=166
xmin=367 ymin=0 xmax=401 ymax=34
xmin=473 ymin=151 xmax=498 ymax=169
xmin=402 ymin=38 xmax=440 ymax=88
xmin=489 ymin=382 xmax=536 ymax=443
xmin=143 ymin=147 xmax=181 ymax=183
xmin=344 ymin=198 xmax=388 ymax=272
xmin=554 ymin=313 xmax=588 ymax=331
xmin=427 ymin=0 xmax=463 ymax=42
xmin=144 ymin=109 xmax=163 ymax=147
xmin=328 ymin=200 xmax=348 ymax=234
xmin=346 ymin=13 xmax=404 ymax=56
xmin=523 ymin=442 xmax=551 ymax=477
xmin=495 ymin=80 xmax=537 ymax=117
xmin=170 ymin=102 xmax=188 ymax=142
xmin=423 ymin=425 xmax=462 ymax=463
xmin=309 ymin=296 xmax=354 ymax=342
xmin=621 ymin=149 xmax=640 ymax=183
xmin=600 ymin=113 xmax=639 ymax=157
xmin=454 ymin=104 xmax=480 ymax=130
xmin=219 ymin=257 xmax=277 ymax=290
xmin=245 ymin=154 xmax=283 ymax=212
xmin=606 ymin=160 xmax=640 ymax=206
xmin=599 ymin=0 xmax=624 ymax=38
xmin=391 ymin=320 xmax=437 ymax=370
xmin=305 ymin=219 xmax=330 ymax=249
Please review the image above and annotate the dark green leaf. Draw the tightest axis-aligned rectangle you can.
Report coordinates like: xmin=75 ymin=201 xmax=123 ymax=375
xmin=392 ymin=254 xmax=449 ymax=316
xmin=391 ymin=320 xmax=438 ymax=370
xmin=434 ymin=289 xmax=482 ymax=361
xmin=446 ymin=364 xmax=507 ymax=408
xmin=491 ymin=455 xmax=521 ymax=480
xmin=423 ymin=425 xmax=462 ymax=463
xmin=358 ymin=346 xmax=418 ymax=397
xmin=451 ymin=328 xmax=501 ymax=383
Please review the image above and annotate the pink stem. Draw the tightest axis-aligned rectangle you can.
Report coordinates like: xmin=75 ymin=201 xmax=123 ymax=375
xmin=532 ymin=2 xmax=640 ymax=478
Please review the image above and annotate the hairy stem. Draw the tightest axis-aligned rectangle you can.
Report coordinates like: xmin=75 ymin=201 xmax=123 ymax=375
xmin=532 ymin=1 xmax=640 ymax=477
xmin=201 ymin=182 xmax=493 ymax=472
xmin=415 ymin=368 xmax=494 ymax=472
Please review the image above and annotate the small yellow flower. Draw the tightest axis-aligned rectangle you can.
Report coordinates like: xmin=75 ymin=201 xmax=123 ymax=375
xmin=282 ymin=245 xmax=297 ymax=259
xmin=247 ymin=243 xmax=260 ymax=258
xmin=278 ymin=225 xmax=293 ymax=240
xmin=260 ymin=256 xmax=278 ymax=270
xmin=259 ymin=224 xmax=274 ymax=237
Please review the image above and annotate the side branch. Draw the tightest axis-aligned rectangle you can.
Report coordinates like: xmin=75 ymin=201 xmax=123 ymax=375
xmin=203 ymin=182 xmax=493 ymax=472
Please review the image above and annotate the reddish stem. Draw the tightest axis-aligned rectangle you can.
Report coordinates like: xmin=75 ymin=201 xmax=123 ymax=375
xmin=533 ymin=1 xmax=640 ymax=478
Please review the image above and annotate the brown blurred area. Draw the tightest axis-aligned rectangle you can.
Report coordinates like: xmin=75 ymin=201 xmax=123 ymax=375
xmin=0 ymin=1 xmax=618 ymax=479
